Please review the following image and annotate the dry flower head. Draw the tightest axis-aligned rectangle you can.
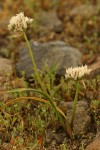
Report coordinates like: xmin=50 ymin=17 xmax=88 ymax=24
xmin=65 ymin=65 xmax=91 ymax=80
xmin=8 ymin=12 xmax=33 ymax=32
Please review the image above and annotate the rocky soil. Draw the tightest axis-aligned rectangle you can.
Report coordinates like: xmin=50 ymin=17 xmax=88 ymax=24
xmin=0 ymin=0 xmax=99 ymax=149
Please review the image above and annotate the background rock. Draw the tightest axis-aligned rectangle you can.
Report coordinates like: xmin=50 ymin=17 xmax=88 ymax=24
xmin=69 ymin=4 xmax=99 ymax=18
xmin=90 ymin=56 xmax=100 ymax=78
xmin=86 ymin=140 xmax=100 ymax=150
xmin=39 ymin=10 xmax=63 ymax=34
xmin=0 ymin=57 xmax=12 ymax=101
xmin=59 ymin=101 xmax=88 ymax=113
xmin=16 ymin=41 xmax=82 ymax=78
xmin=46 ymin=130 xmax=66 ymax=144
xmin=71 ymin=107 xmax=91 ymax=135
xmin=59 ymin=101 xmax=91 ymax=135
xmin=0 ymin=57 xmax=12 ymax=75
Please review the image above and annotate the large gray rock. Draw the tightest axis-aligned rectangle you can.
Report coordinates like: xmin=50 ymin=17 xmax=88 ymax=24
xmin=16 ymin=41 xmax=82 ymax=78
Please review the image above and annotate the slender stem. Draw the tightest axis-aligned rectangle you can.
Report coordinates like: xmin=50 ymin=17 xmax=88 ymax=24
xmin=23 ymin=32 xmax=72 ymax=138
xmin=23 ymin=32 xmax=57 ymax=109
xmin=70 ymin=81 xmax=80 ymax=129
xmin=23 ymin=32 xmax=42 ymax=86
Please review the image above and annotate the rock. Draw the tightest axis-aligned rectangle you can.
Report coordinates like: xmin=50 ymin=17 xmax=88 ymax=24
xmin=0 ymin=57 xmax=12 ymax=75
xmin=86 ymin=132 xmax=100 ymax=150
xmin=46 ymin=131 xmax=66 ymax=144
xmin=86 ymin=91 xmax=94 ymax=100
xmin=90 ymin=56 xmax=100 ymax=78
xmin=90 ymin=68 xmax=100 ymax=78
xmin=39 ymin=10 xmax=63 ymax=34
xmin=59 ymin=101 xmax=88 ymax=112
xmin=86 ymin=140 xmax=100 ymax=150
xmin=90 ymin=56 xmax=100 ymax=70
xmin=0 ymin=58 xmax=12 ymax=101
xmin=2 ymin=143 xmax=10 ymax=150
xmin=96 ymin=132 xmax=100 ymax=139
xmin=16 ymin=41 xmax=82 ymax=78
xmin=70 ymin=107 xmax=91 ymax=135
xmin=69 ymin=4 xmax=98 ymax=18
xmin=59 ymin=101 xmax=91 ymax=135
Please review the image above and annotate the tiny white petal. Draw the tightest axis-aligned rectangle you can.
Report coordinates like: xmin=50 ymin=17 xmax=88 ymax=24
xmin=8 ymin=12 xmax=33 ymax=32
xmin=65 ymin=65 xmax=91 ymax=80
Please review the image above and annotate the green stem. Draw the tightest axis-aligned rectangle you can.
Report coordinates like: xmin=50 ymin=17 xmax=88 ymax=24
xmin=23 ymin=32 xmax=72 ymax=138
xmin=70 ymin=81 xmax=80 ymax=129
xmin=23 ymin=32 xmax=58 ymax=112
xmin=23 ymin=32 xmax=41 ymax=85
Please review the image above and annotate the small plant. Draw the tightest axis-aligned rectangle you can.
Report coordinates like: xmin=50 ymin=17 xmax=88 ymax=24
xmin=7 ymin=12 xmax=72 ymax=137
xmin=0 ymin=12 xmax=92 ymax=140
xmin=65 ymin=65 xmax=91 ymax=129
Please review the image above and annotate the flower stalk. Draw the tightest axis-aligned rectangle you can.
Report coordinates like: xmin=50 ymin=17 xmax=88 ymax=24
xmin=70 ymin=81 xmax=80 ymax=129
xmin=65 ymin=65 xmax=91 ymax=133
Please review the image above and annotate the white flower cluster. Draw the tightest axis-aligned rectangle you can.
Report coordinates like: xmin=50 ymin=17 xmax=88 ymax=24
xmin=65 ymin=65 xmax=91 ymax=80
xmin=8 ymin=12 xmax=33 ymax=32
